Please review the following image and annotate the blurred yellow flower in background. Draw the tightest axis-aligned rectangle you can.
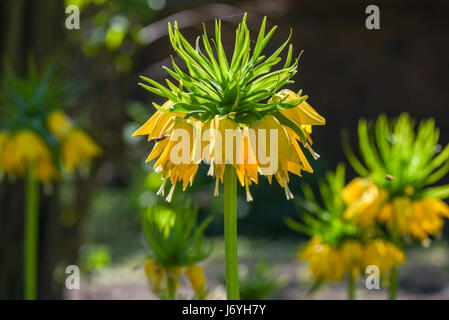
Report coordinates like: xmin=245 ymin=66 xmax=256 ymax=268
xmin=363 ymin=239 xmax=405 ymax=273
xmin=186 ymin=264 xmax=207 ymax=295
xmin=299 ymin=236 xmax=350 ymax=281
xmin=343 ymin=114 xmax=449 ymax=242
xmin=342 ymin=177 xmax=388 ymax=226
xmin=47 ymin=111 xmax=102 ymax=172
xmin=35 ymin=157 xmax=60 ymax=184
xmin=144 ymin=258 xmax=207 ymax=298
xmin=60 ymin=128 xmax=102 ymax=171
xmin=47 ymin=110 xmax=73 ymax=139
xmin=0 ymin=61 xmax=103 ymax=300
xmin=0 ymin=130 xmax=59 ymax=183
xmin=299 ymin=236 xmax=404 ymax=282
xmin=0 ymin=113 xmax=102 ymax=183
xmin=142 ymin=202 xmax=212 ymax=299
xmin=379 ymin=196 xmax=449 ymax=241
xmin=342 ymin=114 xmax=449 ymax=299
xmin=144 ymin=258 xmax=166 ymax=293
xmin=288 ymin=164 xmax=404 ymax=299
xmin=343 ymin=178 xmax=449 ymax=241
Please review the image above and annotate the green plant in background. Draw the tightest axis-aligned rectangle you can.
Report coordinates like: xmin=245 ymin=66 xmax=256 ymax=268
xmin=0 ymin=60 xmax=102 ymax=300
xmin=142 ymin=199 xmax=212 ymax=299
xmin=133 ymin=13 xmax=325 ymax=300
xmin=80 ymin=245 xmax=112 ymax=273
xmin=287 ymin=164 xmax=404 ymax=300
xmin=238 ymin=261 xmax=287 ymax=300
xmin=342 ymin=113 xmax=449 ymax=299
xmin=65 ymin=0 xmax=166 ymax=72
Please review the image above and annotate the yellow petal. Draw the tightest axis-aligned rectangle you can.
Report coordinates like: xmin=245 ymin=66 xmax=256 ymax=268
xmin=296 ymin=101 xmax=326 ymax=126
xmin=47 ymin=111 xmax=73 ymax=139
xmin=275 ymin=89 xmax=325 ymax=126
xmin=132 ymin=111 xmax=163 ymax=137
xmin=186 ymin=265 xmax=207 ymax=293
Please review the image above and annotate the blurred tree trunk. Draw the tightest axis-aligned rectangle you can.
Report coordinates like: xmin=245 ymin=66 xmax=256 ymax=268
xmin=0 ymin=0 xmax=68 ymax=299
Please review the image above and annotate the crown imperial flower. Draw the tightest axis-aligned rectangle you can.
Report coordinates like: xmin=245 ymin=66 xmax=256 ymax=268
xmin=287 ymin=164 xmax=404 ymax=291
xmin=0 ymin=63 xmax=102 ymax=183
xmin=134 ymin=14 xmax=325 ymax=201
xmin=343 ymin=114 xmax=449 ymax=241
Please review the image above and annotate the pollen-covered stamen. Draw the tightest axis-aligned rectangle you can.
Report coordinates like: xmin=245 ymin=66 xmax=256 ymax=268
xmin=157 ymin=178 xmax=167 ymax=196
xmin=305 ymin=143 xmax=320 ymax=160
xmin=166 ymin=182 xmax=176 ymax=202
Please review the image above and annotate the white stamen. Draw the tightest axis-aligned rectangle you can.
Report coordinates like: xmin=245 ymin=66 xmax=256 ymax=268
xmin=214 ymin=178 xmax=220 ymax=196
xmin=207 ymin=159 xmax=215 ymax=176
xmin=166 ymin=183 xmax=176 ymax=203
xmin=282 ymin=177 xmax=294 ymax=200
xmin=154 ymin=165 xmax=162 ymax=173
xmin=245 ymin=184 xmax=253 ymax=202
xmin=305 ymin=144 xmax=320 ymax=160
xmin=157 ymin=179 xmax=167 ymax=196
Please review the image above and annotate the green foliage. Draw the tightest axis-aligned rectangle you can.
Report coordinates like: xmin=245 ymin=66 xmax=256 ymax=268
xmin=66 ymin=0 xmax=161 ymax=72
xmin=238 ymin=261 xmax=287 ymax=300
xmin=286 ymin=164 xmax=363 ymax=247
xmin=343 ymin=113 xmax=449 ymax=200
xmin=139 ymin=13 xmax=308 ymax=124
xmin=0 ymin=60 xmax=79 ymax=130
xmin=142 ymin=199 xmax=213 ymax=267
xmin=80 ymin=244 xmax=111 ymax=272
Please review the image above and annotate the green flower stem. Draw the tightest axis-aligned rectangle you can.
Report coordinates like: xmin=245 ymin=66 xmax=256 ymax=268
xmin=348 ymin=273 xmax=356 ymax=300
xmin=389 ymin=229 xmax=400 ymax=300
xmin=224 ymin=165 xmax=239 ymax=300
xmin=166 ymin=270 xmax=176 ymax=300
xmin=24 ymin=168 xmax=39 ymax=300
xmin=389 ymin=266 xmax=398 ymax=300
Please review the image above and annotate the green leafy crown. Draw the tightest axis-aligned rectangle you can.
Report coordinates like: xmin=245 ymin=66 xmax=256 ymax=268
xmin=0 ymin=59 xmax=81 ymax=161
xmin=138 ymin=13 xmax=307 ymax=124
xmin=286 ymin=164 xmax=364 ymax=247
xmin=142 ymin=199 xmax=213 ymax=267
xmin=344 ymin=113 xmax=449 ymax=200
